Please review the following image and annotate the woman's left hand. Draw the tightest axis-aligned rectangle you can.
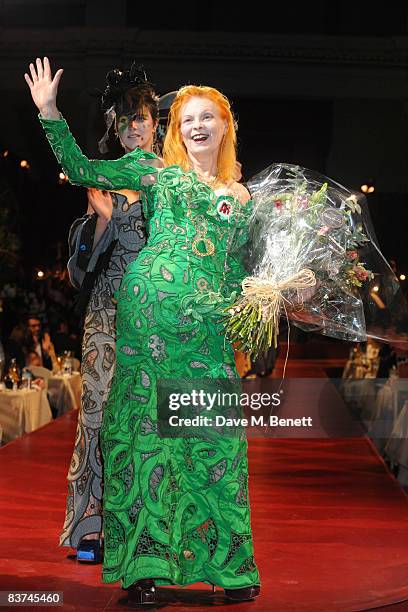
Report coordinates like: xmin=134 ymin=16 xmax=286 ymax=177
xmin=87 ymin=188 xmax=113 ymax=222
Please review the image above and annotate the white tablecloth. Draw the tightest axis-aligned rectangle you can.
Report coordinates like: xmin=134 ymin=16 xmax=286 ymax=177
xmin=0 ymin=388 xmax=52 ymax=444
xmin=48 ymin=372 xmax=81 ymax=417
xmin=340 ymin=378 xmax=377 ymax=422
xmin=367 ymin=382 xmax=397 ymax=451
xmin=385 ymin=400 xmax=408 ymax=483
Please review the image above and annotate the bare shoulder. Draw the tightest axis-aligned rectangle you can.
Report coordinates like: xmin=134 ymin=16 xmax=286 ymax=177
xmin=230 ymin=181 xmax=251 ymax=206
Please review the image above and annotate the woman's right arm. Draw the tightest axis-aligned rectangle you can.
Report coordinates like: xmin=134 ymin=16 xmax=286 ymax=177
xmin=25 ymin=57 xmax=159 ymax=191
xmin=39 ymin=115 xmax=159 ymax=191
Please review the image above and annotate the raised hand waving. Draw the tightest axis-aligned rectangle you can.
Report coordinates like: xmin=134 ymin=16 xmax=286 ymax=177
xmin=24 ymin=56 xmax=63 ymax=119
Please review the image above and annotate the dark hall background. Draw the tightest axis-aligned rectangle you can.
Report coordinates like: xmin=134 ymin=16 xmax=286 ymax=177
xmin=0 ymin=0 xmax=407 ymax=287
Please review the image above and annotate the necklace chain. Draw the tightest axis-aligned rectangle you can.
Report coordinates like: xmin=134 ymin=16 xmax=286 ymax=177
xmin=193 ymin=168 xmax=221 ymax=190
xmin=181 ymin=169 xmax=238 ymax=309
xmin=197 ymin=173 xmax=218 ymax=187
xmin=186 ymin=170 xmax=220 ymax=257
xmin=186 ymin=207 xmax=215 ymax=258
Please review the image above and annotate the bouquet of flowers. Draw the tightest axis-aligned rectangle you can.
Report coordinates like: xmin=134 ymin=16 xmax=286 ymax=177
xmin=224 ymin=164 xmax=382 ymax=359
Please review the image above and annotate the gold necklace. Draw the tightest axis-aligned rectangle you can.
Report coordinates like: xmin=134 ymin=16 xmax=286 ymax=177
xmin=195 ymin=170 xmax=221 ymax=190
xmin=182 ymin=170 xmax=241 ymax=318
xmin=186 ymin=208 xmax=215 ymax=257
xmin=198 ymin=174 xmax=217 ymax=186
xmin=185 ymin=169 xmax=218 ymax=257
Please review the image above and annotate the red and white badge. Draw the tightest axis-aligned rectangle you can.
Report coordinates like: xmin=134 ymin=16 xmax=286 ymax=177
xmin=217 ymin=199 xmax=233 ymax=220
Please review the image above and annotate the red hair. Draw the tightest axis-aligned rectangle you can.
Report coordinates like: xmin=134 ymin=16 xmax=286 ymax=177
xmin=163 ymin=85 xmax=237 ymax=183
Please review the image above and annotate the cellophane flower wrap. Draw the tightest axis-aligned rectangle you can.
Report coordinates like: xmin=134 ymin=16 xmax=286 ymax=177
xmin=225 ymin=164 xmax=407 ymax=359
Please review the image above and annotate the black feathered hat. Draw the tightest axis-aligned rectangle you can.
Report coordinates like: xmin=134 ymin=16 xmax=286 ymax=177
xmin=100 ymin=63 xmax=153 ymax=112
xmin=98 ymin=62 xmax=158 ymax=153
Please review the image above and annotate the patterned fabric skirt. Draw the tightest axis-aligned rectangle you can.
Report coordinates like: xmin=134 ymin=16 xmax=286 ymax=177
xmin=100 ymin=259 xmax=260 ymax=588
xmin=60 ymin=302 xmax=116 ymax=547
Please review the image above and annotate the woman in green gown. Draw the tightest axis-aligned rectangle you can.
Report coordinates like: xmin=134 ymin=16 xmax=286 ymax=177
xmin=25 ymin=57 xmax=260 ymax=604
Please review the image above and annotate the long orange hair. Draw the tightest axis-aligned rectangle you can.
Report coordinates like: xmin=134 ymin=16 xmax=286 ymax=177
xmin=163 ymin=85 xmax=237 ymax=183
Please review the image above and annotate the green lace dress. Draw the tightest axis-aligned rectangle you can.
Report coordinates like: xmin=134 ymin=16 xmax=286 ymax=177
xmin=40 ymin=117 xmax=260 ymax=590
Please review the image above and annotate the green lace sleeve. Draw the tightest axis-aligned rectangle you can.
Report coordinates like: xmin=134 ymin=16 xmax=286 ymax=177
xmin=39 ymin=116 xmax=159 ymax=191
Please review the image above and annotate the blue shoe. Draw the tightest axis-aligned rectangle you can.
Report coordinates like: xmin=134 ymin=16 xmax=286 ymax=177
xmin=76 ymin=539 xmax=103 ymax=564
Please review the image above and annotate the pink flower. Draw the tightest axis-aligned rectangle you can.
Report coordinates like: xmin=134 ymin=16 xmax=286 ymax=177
xmin=274 ymin=199 xmax=283 ymax=209
xmin=297 ymin=195 xmax=309 ymax=210
xmin=347 ymin=250 xmax=358 ymax=260
xmin=353 ymin=265 xmax=369 ymax=281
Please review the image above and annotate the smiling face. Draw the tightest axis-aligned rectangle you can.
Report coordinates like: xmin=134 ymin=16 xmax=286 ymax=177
xmin=180 ymin=96 xmax=227 ymax=161
xmin=163 ymin=85 xmax=238 ymax=183
xmin=116 ymin=107 xmax=157 ymax=152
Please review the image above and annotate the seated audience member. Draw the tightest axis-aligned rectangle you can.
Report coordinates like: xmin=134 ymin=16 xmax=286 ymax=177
xmin=52 ymin=318 xmax=78 ymax=355
xmin=25 ymin=315 xmax=56 ymax=370
xmin=25 ymin=350 xmax=46 ymax=390
xmin=26 ymin=350 xmax=42 ymax=368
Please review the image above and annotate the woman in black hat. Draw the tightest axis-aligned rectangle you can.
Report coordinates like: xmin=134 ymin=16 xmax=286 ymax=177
xmin=60 ymin=63 xmax=161 ymax=563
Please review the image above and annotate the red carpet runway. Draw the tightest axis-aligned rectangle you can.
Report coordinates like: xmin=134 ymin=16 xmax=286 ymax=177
xmin=1 ymin=410 xmax=408 ymax=611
